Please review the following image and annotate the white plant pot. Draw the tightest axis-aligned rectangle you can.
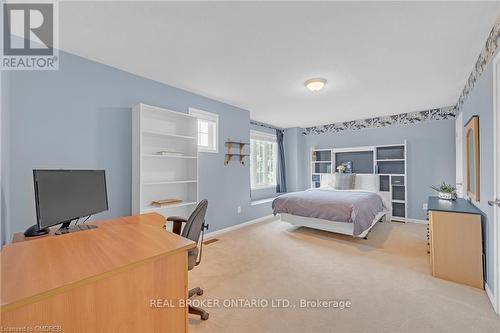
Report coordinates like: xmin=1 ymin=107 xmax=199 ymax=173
xmin=438 ymin=192 xmax=457 ymax=200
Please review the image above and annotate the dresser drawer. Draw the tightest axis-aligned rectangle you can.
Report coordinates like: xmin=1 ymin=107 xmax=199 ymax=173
xmin=391 ymin=176 xmax=404 ymax=185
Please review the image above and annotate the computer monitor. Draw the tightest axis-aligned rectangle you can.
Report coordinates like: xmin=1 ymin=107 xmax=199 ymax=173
xmin=24 ymin=170 xmax=109 ymax=237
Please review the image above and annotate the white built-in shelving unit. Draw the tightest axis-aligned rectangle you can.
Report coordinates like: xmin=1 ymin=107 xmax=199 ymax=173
xmin=132 ymin=103 xmax=198 ymax=219
xmin=310 ymin=141 xmax=407 ymax=222
xmin=374 ymin=142 xmax=407 ymax=222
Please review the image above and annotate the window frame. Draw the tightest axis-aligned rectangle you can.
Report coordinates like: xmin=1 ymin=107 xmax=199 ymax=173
xmin=250 ymin=130 xmax=278 ymax=190
xmin=189 ymin=108 xmax=219 ymax=153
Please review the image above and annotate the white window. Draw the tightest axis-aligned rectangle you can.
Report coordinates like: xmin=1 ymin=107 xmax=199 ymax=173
xmin=250 ymin=130 xmax=277 ymax=189
xmin=189 ymin=108 xmax=219 ymax=153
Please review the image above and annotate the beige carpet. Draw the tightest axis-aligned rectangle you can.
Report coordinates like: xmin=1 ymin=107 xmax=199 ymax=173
xmin=188 ymin=217 xmax=500 ymax=333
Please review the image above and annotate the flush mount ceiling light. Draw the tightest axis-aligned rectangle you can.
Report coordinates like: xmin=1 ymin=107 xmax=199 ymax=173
xmin=304 ymin=78 xmax=327 ymax=92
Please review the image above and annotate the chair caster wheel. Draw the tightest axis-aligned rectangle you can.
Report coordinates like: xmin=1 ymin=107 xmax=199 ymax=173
xmin=197 ymin=289 xmax=204 ymax=296
xmin=201 ymin=312 xmax=209 ymax=320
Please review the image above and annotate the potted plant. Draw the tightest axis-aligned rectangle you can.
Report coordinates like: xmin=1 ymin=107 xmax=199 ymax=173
xmin=431 ymin=182 xmax=457 ymax=200
xmin=336 ymin=165 xmax=346 ymax=173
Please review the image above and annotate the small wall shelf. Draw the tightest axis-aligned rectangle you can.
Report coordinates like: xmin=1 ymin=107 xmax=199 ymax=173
xmin=225 ymin=140 xmax=249 ymax=165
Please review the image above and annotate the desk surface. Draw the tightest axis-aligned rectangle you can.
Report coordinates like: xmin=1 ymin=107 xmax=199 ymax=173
xmin=1 ymin=213 xmax=195 ymax=311
xmin=427 ymin=196 xmax=482 ymax=215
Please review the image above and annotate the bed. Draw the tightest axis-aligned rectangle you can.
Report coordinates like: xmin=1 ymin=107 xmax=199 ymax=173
xmin=272 ymin=174 xmax=389 ymax=238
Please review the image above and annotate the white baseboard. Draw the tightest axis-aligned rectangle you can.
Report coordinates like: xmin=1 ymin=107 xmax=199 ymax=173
xmin=407 ymin=218 xmax=428 ymax=224
xmin=485 ymin=282 xmax=498 ymax=314
xmin=205 ymin=214 xmax=276 ymax=239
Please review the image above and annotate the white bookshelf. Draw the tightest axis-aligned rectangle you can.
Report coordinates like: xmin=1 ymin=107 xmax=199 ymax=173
xmin=375 ymin=142 xmax=408 ymax=222
xmin=132 ymin=103 xmax=198 ymax=220
xmin=310 ymin=148 xmax=333 ymax=188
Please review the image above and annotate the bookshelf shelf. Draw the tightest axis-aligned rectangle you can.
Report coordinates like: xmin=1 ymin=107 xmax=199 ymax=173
xmin=142 ymin=154 xmax=197 ymax=159
xmin=142 ymin=131 xmax=196 ymax=140
xmin=142 ymin=180 xmax=197 ymax=185
xmin=141 ymin=201 xmax=198 ymax=213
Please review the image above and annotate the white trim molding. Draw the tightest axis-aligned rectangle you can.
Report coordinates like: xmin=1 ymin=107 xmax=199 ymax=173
xmin=486 ymin=282 xmax=497 ymax=314
xmin=250 ymin=130 xmax=278 ymax=189
xmin=250 ymin=129 xmax=277 ymax=142
xmin=204 ymin=214 xmax=276 ymax=239
xmin=407 ymin=218 xmax=428 ymax=225
xmin=492 ymin=49 xmax=500 ymax=316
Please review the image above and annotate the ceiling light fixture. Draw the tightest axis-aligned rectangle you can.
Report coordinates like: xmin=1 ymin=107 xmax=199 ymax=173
xmin=304 ymin=78 xmax=327 ymax=92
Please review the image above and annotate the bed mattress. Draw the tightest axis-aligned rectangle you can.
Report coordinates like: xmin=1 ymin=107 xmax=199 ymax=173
xmin=272 ymin=189 xmax=386 ymax=236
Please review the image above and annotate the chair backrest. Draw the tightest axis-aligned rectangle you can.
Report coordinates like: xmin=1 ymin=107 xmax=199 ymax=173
xmin=182 ymin=200 xmax=208 ymax=270
xmin=181 ymin=199 xmax=208 ymax=242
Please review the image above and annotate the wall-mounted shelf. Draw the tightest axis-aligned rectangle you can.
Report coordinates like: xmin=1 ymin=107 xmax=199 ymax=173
xmin=225 ymin=140 xmax=249 ymax=165
xmin=225 ymin=141 xmax=250 ymax=145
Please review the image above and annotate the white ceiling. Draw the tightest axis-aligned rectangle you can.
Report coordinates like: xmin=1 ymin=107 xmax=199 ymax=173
xmin=59 ymin=2 xmax=500 ymax=128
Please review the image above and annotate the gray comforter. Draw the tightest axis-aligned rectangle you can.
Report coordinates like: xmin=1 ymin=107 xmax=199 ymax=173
xmin=272 ymin=189 xmax=386 ymax=236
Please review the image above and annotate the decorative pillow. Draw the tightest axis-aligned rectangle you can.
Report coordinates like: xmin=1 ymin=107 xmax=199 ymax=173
xmin=320 ymin=174 xmax=336 ymax=188
xmin=334 ymin=173 xmax=355 ymax=190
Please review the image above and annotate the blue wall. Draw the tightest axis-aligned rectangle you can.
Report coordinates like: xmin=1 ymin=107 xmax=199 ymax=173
xmin=1 ymin=70 xmax=11 ymax=245
xmin=1 ymin=51 xmax=272 ymax=241
xmin=458 ymin=49 xmax=498 ymax=293
xmin=296 ymin=120 xmax=456 ymax=221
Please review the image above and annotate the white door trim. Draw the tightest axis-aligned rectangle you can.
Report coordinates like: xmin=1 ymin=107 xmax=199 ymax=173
xmin=455 ymin=112 xmax=464 ymax=197
xmin=492 ymin=50 xmax=500 ymax=315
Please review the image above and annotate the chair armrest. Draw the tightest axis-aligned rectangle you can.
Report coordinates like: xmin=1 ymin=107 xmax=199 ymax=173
xmin=166 ymin=216 xmax=187 ymax=223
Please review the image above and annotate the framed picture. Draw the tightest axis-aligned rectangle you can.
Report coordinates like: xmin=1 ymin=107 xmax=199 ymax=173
xmin=342 ymin=161 xmax=353 ymax=174
xmin=465 ymin=115 xmax=480 ymax=201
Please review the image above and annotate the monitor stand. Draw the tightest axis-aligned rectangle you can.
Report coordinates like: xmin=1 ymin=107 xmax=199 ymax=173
xmin=24 ymin=225 xmax=50 ymax=237
xmin=56 ymin=221 xmax=98 ymax=235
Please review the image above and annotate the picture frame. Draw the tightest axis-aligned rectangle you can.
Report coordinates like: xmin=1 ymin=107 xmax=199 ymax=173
xmin=465 ymin=115 xmax=480 ymax=201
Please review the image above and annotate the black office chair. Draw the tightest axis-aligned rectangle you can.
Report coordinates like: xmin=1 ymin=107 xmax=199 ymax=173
xmin=167 ymin=199 xmax=209 ymax=320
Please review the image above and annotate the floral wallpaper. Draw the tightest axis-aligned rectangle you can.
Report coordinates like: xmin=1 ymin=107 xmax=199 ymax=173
xmin=303 ymin=16 xmax=499 ymax=136
xmin=456 ymin=15 xmax=500 ymax=111
xmin=250 ymin=120 xmax=282 ymax=131
xmin=302 ymin=106 xmax=456 ymax=135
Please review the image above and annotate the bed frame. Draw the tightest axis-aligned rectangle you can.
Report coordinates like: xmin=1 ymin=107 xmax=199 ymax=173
xmin=280 ymin=211 xmax=387 ymax=239
xmin=279 ymin=174 xmax=390 ymax=238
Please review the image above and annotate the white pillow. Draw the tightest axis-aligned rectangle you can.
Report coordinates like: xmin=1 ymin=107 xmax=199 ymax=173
xmin=333 ymin=173 xmax=356 ymax=190
xmin=320 ymin=173 xmax=379 ymax=192
xmin=320 ymin=174 xmax=336 ymax=188
xmin=353 ymin=174 xmax=379 ymax=192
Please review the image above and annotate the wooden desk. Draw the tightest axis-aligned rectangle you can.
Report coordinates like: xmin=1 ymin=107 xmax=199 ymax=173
xmin=427 ymin=197 xmax=483 ymax=289
xmin=1 ymin=213 xmax=196 ymax=332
